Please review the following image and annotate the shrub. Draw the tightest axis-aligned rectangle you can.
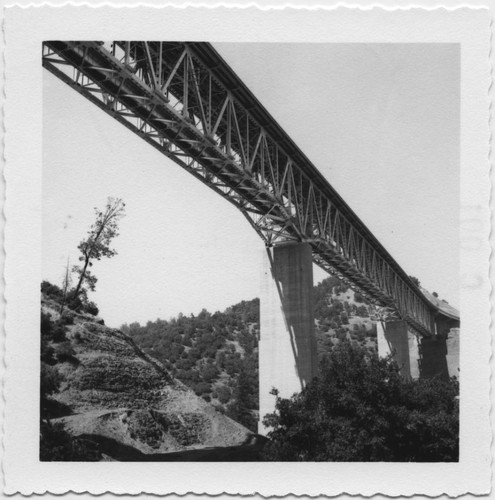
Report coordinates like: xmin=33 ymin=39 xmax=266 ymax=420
xmin=356 ymin=305 xmax=369 ymax=318
xmin=41 ymin=281 xmax=63 ymax=299
xmin=51 ymin=322 xmax=68 ymax=343
xmin=40 ymin=363 xmax=63 ymax=399
xmin=60 ymin=310 xmax=75 ymax=325
xmin=201 ymin=364 xmax=219 ymax=383
xmin=41 ymin=312 xmax=52 ymax=336
xmin=213 ymin=403 xmax=225 ymax=414
xmin=41 ymin=339 xmax=56 ymax=365
xmin=193 ymin=381 xmax=211 ymax=396
xmin=40 ymin=421 xmax=100 ymax=461
xmin=83 ymin=301 xmax=99 ymax=316
xmin=41 ymin=313 xmax=67 ymax=342
xmin=262 ymin=342 xmax=459 ymax=462
xmin=55 ymin=341 xmax=77 ymax=363
xmin=216 ymin=385 xmax=231 ymax=404
xmin=66 ymin=290 xmax=84 ymax=312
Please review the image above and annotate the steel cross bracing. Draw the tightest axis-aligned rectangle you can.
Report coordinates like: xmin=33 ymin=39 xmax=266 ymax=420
xmin=42 ymin=40 xmax=437 ymax=336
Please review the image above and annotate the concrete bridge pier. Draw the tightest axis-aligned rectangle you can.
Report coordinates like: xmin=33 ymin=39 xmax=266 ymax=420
xmin=378 ymin=319 xmax=460 ymax=380
xmin=377 ymin=320 xmax=415 ymax=379
xmin=418 ymin=324 xmax=460 ymax=380
xmin=258 ymin=242 xmax=317 ymax=435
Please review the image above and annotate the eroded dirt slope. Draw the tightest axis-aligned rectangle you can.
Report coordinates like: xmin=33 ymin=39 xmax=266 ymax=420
xmin=42 ymin=296 xmax=253 ymax=460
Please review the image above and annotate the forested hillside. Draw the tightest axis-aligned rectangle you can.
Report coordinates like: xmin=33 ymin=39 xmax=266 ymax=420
xmin=313 ymin=276 xmax=377 ymax=358
xmin=125 ymin=276 xmax=378 ymax=432
xmin=122 ymin=300 xmax=259 ymax=431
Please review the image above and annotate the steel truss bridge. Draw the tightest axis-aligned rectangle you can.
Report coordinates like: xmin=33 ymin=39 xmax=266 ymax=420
xmin=42 ymin=41 xmax=458 ymax=337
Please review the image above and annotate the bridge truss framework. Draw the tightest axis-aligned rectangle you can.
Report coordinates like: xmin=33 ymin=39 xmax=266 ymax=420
xmin=42 ymin=40 xmax=440 ymax=336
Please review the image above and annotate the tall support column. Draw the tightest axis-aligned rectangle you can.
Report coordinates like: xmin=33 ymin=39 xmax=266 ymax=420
xmin=408 ymin=332 xmax=421 ymax=380
xmin=445 ymin=328 xmax=460 ymax=379
xmin=418 ymin=336 xmax=449 ymax=380
xmin=378 ymin=320 xmax=458 ymax=381
xmin=258 ymin=242 xmax=317 ymax=435
xmin=377 ymin=320 xmax=413 ymax=379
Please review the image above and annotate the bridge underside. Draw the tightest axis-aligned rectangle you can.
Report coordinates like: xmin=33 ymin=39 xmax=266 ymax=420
xmin=258 ymin=242 xmax=459 ymax=434
xmin=42 ymin=40 xmax=442 ymax=338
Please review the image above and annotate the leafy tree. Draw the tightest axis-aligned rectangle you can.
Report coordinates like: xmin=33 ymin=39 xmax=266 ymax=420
xmin=73 ymin=198 xmax=126 ymax=298
xmin=262 ymin=342 xmax=458 ymax=462
xmin=409 ymin=275 xmax=421 ymax=288
xmin=356 ymin=305 xmax=369 ymax=318
xmin=193 ymin=381 xmax=211 ymax=396
xmin=216 ymin=385 xmax=231 ymax=404
xmin=227 ymin=366 xmax=258 ymax=431
xmin=202 ymin=363 xmax=219 ymax=383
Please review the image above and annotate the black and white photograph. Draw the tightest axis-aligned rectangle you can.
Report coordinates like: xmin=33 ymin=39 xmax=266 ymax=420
xmin=3 ymin=5 xmax=491 ymax=496
xmin=40 ymin=40 xmax=461 ymax=462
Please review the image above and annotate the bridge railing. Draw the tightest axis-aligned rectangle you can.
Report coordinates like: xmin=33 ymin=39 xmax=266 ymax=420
xmin=42 ymin=40 xmax=436 ymax=336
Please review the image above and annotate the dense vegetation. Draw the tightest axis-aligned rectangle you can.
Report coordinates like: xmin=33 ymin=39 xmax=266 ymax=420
xmin=312 ymin=276 xmax=376 ymax=358
xmin=124 ymin=276 xmax=377 ymax=433
xmin=41 ymin=274 xmax=458 ymax=462
xmin=122 ymin=300 xmax=260 ymax=431
xmin=40 ymin=284 xmax=100 ymax=460
xmin=262 ymin=341 xmax=459 ymax=462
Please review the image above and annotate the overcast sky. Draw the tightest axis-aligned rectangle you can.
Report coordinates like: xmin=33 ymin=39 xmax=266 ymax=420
xmin=43 ymin=43 xmax=459 ymax=327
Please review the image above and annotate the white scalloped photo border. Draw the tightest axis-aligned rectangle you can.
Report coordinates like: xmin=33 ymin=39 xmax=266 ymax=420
xmin=2 ymin=4 xmax=492 ymax=496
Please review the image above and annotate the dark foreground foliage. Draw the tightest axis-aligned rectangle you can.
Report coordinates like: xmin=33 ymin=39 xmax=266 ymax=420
xmin=262 ymin=342 xmax=459 ymax=462
xmin=40 ymin=421 xmax=101 ymax=461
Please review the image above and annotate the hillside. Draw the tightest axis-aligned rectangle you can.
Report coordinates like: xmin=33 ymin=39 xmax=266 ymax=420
xmin=122 ymin=300 xmax=260 ymax=431
xmin=125 ymin=276 xmax=378 ymax=432
xmin=313 ymin=276 xmax=377 ymax=358
xmin=40 ymin=292 xmax=254 ymax=461
xmin=40 ymin=275 xmax=378 ymax=460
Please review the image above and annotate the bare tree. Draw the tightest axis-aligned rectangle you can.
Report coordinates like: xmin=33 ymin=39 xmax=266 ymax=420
xmin=72 ymin=198 xmax=126 ymax=298
xmin=59 ymin=257 xmax=72 ymax=314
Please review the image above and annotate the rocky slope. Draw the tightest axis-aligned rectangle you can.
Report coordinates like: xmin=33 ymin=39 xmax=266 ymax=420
xmin=40 ymin=295 xmax=254 ymax=461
